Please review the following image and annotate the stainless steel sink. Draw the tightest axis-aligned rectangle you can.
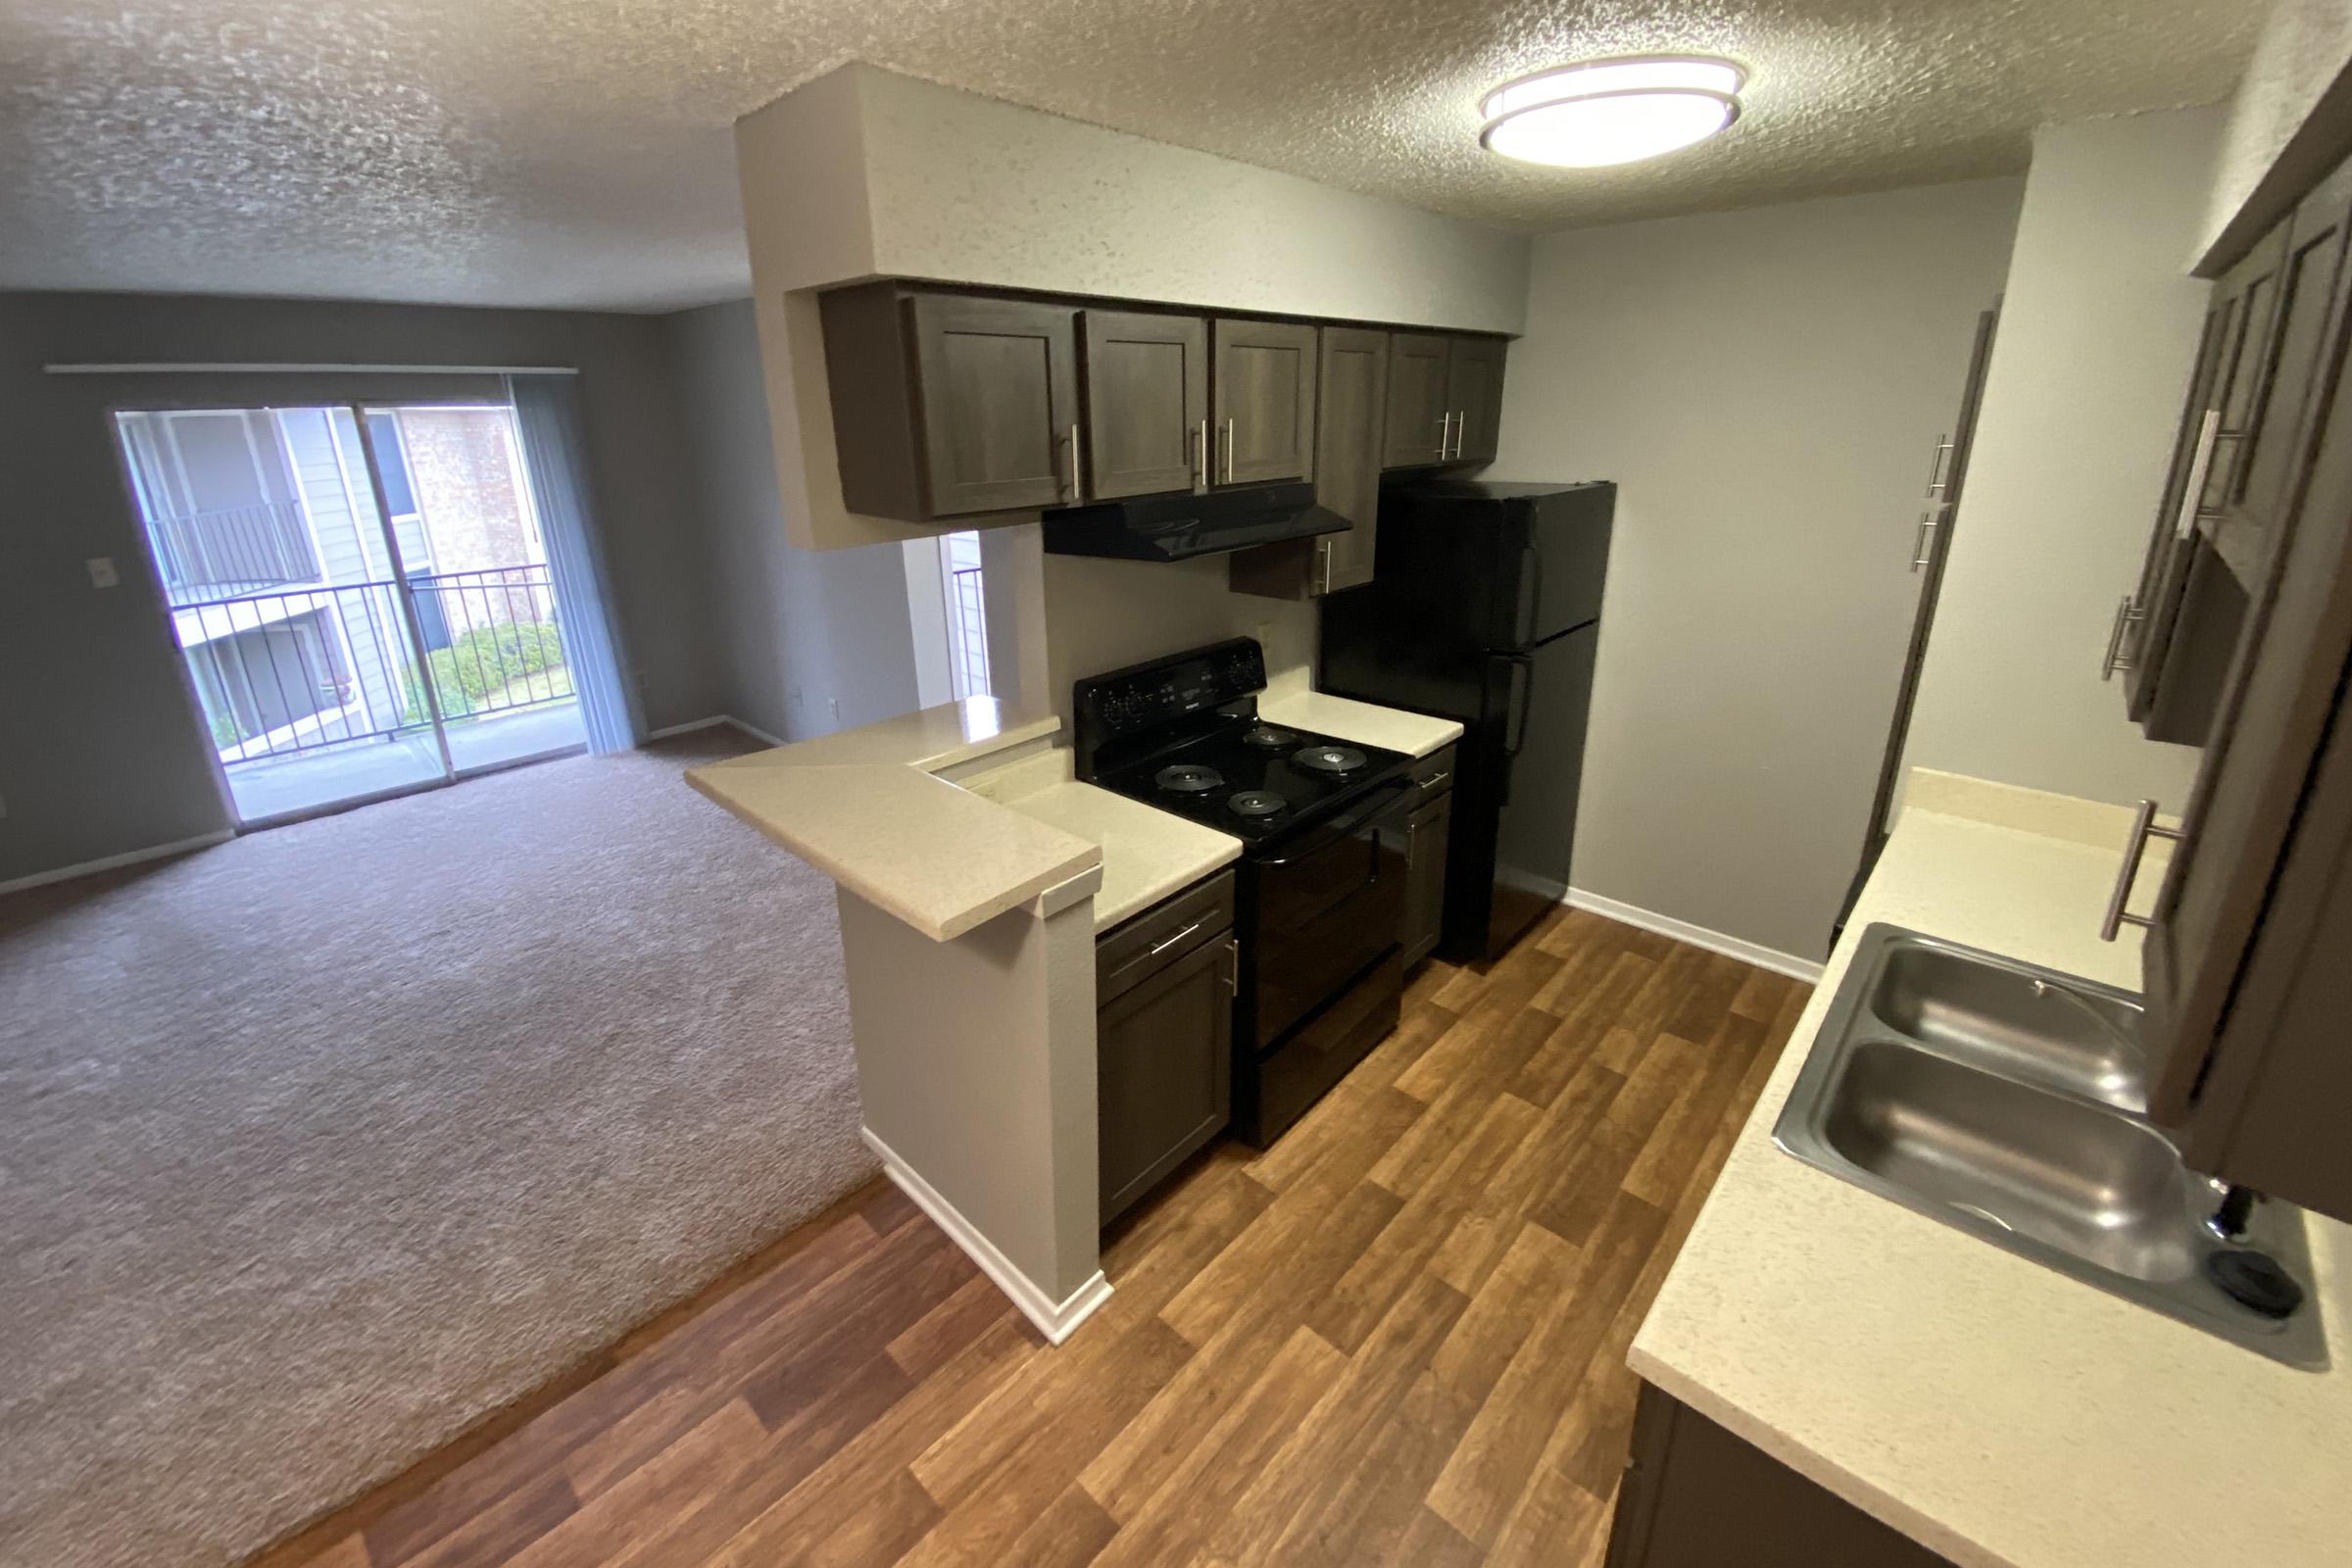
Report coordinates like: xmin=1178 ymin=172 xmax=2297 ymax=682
xmin=1776 ymin=925 xmax=2327 ymax=1369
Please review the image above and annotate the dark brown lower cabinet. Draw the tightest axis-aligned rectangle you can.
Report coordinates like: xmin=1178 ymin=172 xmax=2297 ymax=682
xmin=1399 ymin=747 xmax=1456 ymax=969
xmin=1097 ymin=871 xmax=1236 ymax=1226
xmin=1605 ymin=1383 xmax=1952 ymax=1568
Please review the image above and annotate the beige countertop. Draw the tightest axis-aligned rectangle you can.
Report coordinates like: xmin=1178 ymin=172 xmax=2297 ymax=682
xmin=1258 ymin=686 xmax=1463 ymax=759
xmin=686 ymin=698 xmax=1099 ymax=942
xmin=994 ymin=777 xmax=1242 ymax=933
xmin=1631 ymin=770 xmax=2351 ymax=1568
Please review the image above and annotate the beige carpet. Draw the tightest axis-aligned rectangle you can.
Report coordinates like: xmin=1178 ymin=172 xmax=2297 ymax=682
xmin=0 ymin=733 xmax=874 ymax=1568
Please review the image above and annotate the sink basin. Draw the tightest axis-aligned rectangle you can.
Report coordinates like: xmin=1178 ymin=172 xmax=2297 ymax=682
xmin=1868 ymin=943 xmax=2145 ymax=1110
xmin=1776 ymin=925 xmax=2327 ymax=1369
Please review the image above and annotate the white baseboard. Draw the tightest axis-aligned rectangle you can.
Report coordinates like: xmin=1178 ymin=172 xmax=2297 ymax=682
xmin=0 ymin=830 xmax=235 ymax=897
xmin=646 ymin=714 xmax=789 ymax=749
xmin=860 ymin=1127 xmax=1113 ymax=1347
xmin=1564 ymin=887 xmax=1824 ymax=984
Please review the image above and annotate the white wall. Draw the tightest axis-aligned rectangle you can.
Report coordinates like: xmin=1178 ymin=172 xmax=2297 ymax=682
xmin=1491 ymin=175 xmax=2028 ymax=963
xmin=1904 ymin=111 xmax=2221 ymax=815
xmin=733 ymin=63 xmax=1532 ymax=553
xmin=2202 ymin=0 xmax=2352 ymax=258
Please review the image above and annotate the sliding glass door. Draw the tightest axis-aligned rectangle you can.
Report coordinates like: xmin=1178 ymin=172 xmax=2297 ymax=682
xmin=115 ymin=401 xmax=587 ymax=824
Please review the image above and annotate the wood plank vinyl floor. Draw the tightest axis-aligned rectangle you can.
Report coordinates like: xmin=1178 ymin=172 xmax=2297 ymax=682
xmin=261 ymin=907 xmax=1807 ymax=1568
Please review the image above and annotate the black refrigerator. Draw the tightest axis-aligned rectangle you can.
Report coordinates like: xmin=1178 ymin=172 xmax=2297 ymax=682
xmin=1321 ymin=480 xmax=1614 ymax=964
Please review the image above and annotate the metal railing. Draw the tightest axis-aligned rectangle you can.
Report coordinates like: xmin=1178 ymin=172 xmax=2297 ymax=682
xmin=176 ymin=565 xmax=573 ymax=767
xmin=150 ymin=499 xmax=321 ymax=606
xmin=404 ymin=565 xmax=572 ymax=720
xmin=948 ymin=564 xmax=992 ymax=698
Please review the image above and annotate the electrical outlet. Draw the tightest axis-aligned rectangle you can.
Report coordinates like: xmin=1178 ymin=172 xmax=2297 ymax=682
xmin=85 ymin=557 xmax=120 ymax=589
xmin=829 ymin=697 xmax=842 ymax=721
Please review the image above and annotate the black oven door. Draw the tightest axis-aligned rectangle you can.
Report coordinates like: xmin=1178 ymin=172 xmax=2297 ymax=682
xmin=1243 ymin=780 xmax=1410 ymax=1049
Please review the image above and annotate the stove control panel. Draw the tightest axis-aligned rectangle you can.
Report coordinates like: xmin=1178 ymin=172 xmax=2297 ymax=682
xmin=1073 ymin=637 xmax=1267 ymax=769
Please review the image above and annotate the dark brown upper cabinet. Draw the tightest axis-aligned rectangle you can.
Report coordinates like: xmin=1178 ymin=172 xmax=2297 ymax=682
xmin=1448 ymin=336 xmax=1509 ymax=464
xmin=820 ymin=284 xmax=1082 ymax=520
xmin=1384 ymin=332 xmax=1508 ymax=468
xmin=1229 ymin=325 xmax=1390 ymax=601
xmin=1384 ymin=332 xmax=1452 ymax=467
xmin=2123 ymin=148 xmax=2352 ymax=1227
xmin=1083 ymin=309 xmax=1209 ymax=499
xmin=1211 ymin=318 xmax=1317 ymax=486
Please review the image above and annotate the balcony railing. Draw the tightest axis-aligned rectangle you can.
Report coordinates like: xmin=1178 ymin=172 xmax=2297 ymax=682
xmin=177 ymin=566 xmax=573 ymax=766
xmin=151 ymin=499 xmax=322 ymax=606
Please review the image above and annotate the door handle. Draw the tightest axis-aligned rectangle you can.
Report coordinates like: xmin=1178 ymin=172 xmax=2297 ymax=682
xmin=2100 ymin=594 xmax=2144 ymax=681
xmin=2175 ymin=409 xmax=2222 ymax=541
xmin=1504 ymin=654 xmax=1535 ymax=758
xmin=1224 ymin=416 xmax=1236 ymax=484
xmin=1067 ymin=423 xmax=1082 ymax=502
xmin=1315 ymin=538 xmax=1334 ymax=595
xmin=1924 ymin=432 xmax=1954 ymax=496
xmin=1195 ymin=418 xmax=1209 ymax=490
xmin=2099 ymin=798 xmax=2184 ymax=941
xmin=1909 ymin=506 xmax=1942 ymax=572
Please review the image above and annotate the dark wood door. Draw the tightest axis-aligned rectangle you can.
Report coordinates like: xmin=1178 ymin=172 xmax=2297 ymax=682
xmin=1447 ymin=336 xmax=1508 ymax=464
xmin=1400 ymin=793 xmax=1451 ymax=968
xmin=1083 ymin=309 xmax=1208 ymax=499
xmin=1211 ymin=318 xmax=1316 ymax=486
xmin=1313 ymin=326 xmax=1388 ymax=592
xmin=1098 ymin=933 xmax=1235 ymax=1225
xmin=910 ymin=293 xmax=1081 ymax=514
xmin=1384 ymin=332 xmax=1451 ymax=467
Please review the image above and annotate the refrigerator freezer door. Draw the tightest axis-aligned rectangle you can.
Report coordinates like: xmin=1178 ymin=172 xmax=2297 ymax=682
xmin=1483 ymin=623 xmax=1597 ymax=960
xmin=1517 ymin=487 xmax=1615 ymax=647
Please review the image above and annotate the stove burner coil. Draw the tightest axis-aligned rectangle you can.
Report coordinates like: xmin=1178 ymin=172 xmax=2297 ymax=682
xmin=1292 ymin=745 xmax=1368 ymax=775
xmin=1241 ymin=724 xmax=1300 ymax=751
xmin=1228 ymin=791 xmax=1288 ymax=817
xmin=1155 ymin=763 xmax=1225 ymax=795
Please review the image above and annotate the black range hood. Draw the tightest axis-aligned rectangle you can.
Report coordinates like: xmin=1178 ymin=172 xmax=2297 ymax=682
xmin=1040 ymin=481 xmax=1350 ymax=562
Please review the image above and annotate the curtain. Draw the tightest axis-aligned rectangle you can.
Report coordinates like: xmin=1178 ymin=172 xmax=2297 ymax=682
xmin=506 ymin=374 xmax=640 ymax=754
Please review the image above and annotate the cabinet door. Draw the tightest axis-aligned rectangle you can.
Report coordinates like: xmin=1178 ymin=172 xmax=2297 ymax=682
xmin=1314 ymin=326 xmax=1389 ymax=592
xmin=1400 ymin=793 xmax=1451 ymax=969
xmin=2139 ymin=170 xmax=2352 ymax=1190
xmin=1083 ymin=309 xmax=1208 ymax=499
xmin=1447 ymin=336 xmax=1508 ymax=464
xmin=2121 ymin=296 xmax=2233 ymax=728
xmin=1384 ymin=332 xmax=1451 ymax=467
xmin=1098 ymin=933 xmax=1235 ymax=1225
xmin=1211 ymin=318 xmax=1317 ymax=486
xmin=910 ymin=293 xmax=1082 ymax=514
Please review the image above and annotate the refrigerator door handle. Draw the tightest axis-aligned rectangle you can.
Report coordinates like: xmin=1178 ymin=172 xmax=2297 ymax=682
xmin=1515 ymin=543 xmax=1544 ymax=647
xmin=1504 ymin=652 xmax=1535 ymax=759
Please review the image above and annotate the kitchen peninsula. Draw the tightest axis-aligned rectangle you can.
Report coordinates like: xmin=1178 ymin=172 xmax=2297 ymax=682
xmin=687 ymin=686 xmax=1458 ymax=1344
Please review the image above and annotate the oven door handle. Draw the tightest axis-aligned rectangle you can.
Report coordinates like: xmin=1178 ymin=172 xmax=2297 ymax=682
xmin=1251 ymin=780 xmax=1412 ymax=866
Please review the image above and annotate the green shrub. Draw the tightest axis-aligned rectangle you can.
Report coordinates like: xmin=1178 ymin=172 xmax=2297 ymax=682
xmin=209 ymin=710 xmax=247 ymax=748
xmin=406 ymin=619 xmax=565 ymax=721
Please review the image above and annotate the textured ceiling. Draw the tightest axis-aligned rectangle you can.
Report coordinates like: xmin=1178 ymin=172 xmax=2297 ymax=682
xmin=0 ymin=0 xmax=2263 ymax=312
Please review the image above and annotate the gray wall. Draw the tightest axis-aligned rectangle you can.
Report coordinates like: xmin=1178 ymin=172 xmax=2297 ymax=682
xmin=1903 ymin=111 xmax=2218 ymax=810
xmin=661 ymin=299 xmax=921 ymax=742
xmin=0 ymin=291 xmax=723 ymax=884
xmin=1492 ymin=175 xmax=2029 ymax=964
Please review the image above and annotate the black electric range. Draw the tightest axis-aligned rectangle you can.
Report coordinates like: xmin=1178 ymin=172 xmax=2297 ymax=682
xmin=1076 ymin=638 xmax=1415 ymax=1146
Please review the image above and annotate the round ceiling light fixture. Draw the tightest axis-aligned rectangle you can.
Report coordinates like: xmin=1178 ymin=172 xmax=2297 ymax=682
xmin=1480 ymin=55 xmax=1745 ymax=168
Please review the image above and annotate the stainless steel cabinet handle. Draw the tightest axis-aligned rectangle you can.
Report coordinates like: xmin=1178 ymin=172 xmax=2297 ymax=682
xmin=1067 ymin=424 xmax=1082 ymax=501
xmin=1925 ymin=432 xmax=1955 ymax=495
xmin=1223 ymin=416 xmax=1236 ymax=484
xmin=1107 ymin=918 xmax=1205 ymax=980
xmin=2100 ymin=594 xmax=2145 ymax=681
xmin=2099 ymin=798 xmax=2184 ymax=941
xmin=1316 ymin=538 xmax=1333 ymax=595
xmin=1222 ymin=939 xmax=1239 ymax=995
xmin=2175 ymin=409 xmax=2222 ymax=541
xmin=1196 ymin=418 xmax=1209 ymax=490
xmin=1418 ymin=770 xmax=1450 ymax=790
xmin=1909 ymin=508 xmax=1940 ymax=572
